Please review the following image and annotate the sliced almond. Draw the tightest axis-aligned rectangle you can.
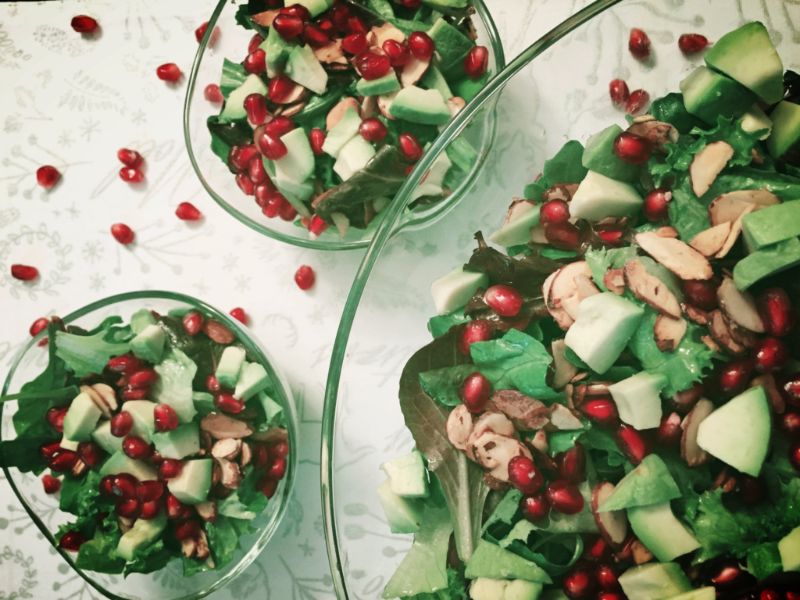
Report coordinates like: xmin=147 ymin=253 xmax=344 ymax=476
xmin=91 ymin=383 xmax=118 ymax=413
xmin=200 ymin=413 xmax=254 ymax=439
xmin=483 ymin=472 xmax=510 ymax=491
xmin=715 ymin=204 xmax=754 ymax=258
xmin=446 ymin=404 xmax=473 ymax=451
xmin=654 ymin=314 xmax=687 ymax=352
xmin=708 ymin=189 xmax=780 ymax=225
xmin=471 ymin=411 xmax=516 ymax=439
xmin=548 ymin=261 xmax=593 ymax=321
xmin=239 ymin=442 xmax=253 ymax=468
xmin=400 ymin=57 xmax=430 ymax=87
xmin=684 ymin=304 xmax=712 ymax=326
xmin=216 ymin=458 xmax=242 ymax=489
xmin=81 ymin=385 xmax=111 ymax=418
xmin=690 ymin=141 xmax=734 ymax=197
xmin=551 ymin=339 xmax=579 ymax=390
xmin=708 ymin=309 xmax=747 ymax=355
xmin=654 ymin=226 xmax=679 ymax=238
xmin=603 ymin=269 xmax=626 ymax=295
xmin=447 ymin=96 xmax=465 ymax=117
xmin=542 ymin=183 xmax=579 ymax=202
xmin=250 ymin=9 xmax=279 ymax=27
xmin=196 ymin=530 xmax=210 ymax=560
xmin=701 ymin=334 xmax=721 ymax=353
xmin=370 ymin=22 xmax=404 ymax=46
xmin=549 ymin=404 xmax=583 ymax=430
xmin=487 ymin=390 xmax=549 ymax=430
xmin=751 ymin=373 xmax=785 ymax=414
xmin=574 ymin=274 xmax=600 ymax=301
xmin=314 ymin=40 xmax=347 ymax=65
xmin=717 ymin=276 xmax=765 ymax=333
xmin=181 ymin=537 xmax=198 ymax=558
xmin=326 ymin=97 xmax=361 ymax=130
xmin=471 ymin=433 xmax=532 ymax=481
xmin=250 ymin=427 xmax=288 ymax=444
xmin=592 ymin=482 xmax=628 ymax=545
xmin=631 ymin=540 xmax=654 ymax=565
xmin=530 ymin=430 xmax=549 ymax=453
xmin=724 ymin=313 xmax=758 ymax=349
xmin=623 ymin=259 xmax=682 ymax=317
xmin=211 ymin=438 xmax=242 ymax=460
xmin=689 ymin=222 xmax=732 ymax=257
xmin=71 ymin=459 xmax=87 ymax=477
xmin=635 ymin=232 xmax=713 ymax=280
xmin=543 ymin=270 xmax=574 ymax=330
xmin=377 ymin=91 xmax=397 ymax=120
xmin=681 ymin=398 xmax=714 ymax=466
xmin=626 ymin=119 xmax=678 ymax=152
xmin=277 ymin=100 xmax=306 ymax=118
xmin=196 ymin=501 xmax=217 ymax=522
xmin=118 ymin=516 xmax=134 ymax=534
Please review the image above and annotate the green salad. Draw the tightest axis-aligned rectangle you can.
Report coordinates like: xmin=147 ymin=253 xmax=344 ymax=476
xmin=1 ymin=307 xmax=289 ymax=576
xmin=378 ymin=22 xmax=800 ymax=600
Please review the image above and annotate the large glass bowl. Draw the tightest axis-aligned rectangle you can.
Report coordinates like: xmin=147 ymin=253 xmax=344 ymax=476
xmin=183 ymin=0 xmax=505 ymax=251
xmin=321 ymin=0 xmax=800 ymax=597
xmin=1 ymin=291 xmax=298 ymax=600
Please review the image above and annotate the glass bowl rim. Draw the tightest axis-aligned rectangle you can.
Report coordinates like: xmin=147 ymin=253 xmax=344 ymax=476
xmin=182 ymin=0 xmax=507 ymax=251
xmin=318 ymin=0 xmax=625 ymax=596
xmin=1 ymin=289 xmax=299 ymax=600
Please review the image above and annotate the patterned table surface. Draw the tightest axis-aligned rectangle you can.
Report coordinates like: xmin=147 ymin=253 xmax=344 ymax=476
xmin=0 ymin=1 xmax=588 ymax=598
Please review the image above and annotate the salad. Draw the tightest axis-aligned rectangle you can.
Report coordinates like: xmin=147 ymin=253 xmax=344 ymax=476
xmin=377 ymin=22 xmax=800 ymax=600
xmin=0 ymin=306 xmax=289 ymax=576
xmin=207 ymin=0 xmax=489 ymax=238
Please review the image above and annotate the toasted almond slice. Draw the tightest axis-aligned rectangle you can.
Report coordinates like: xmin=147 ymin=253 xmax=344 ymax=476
xmin=708 ymin=189 xmax=780 ymax=226
xmin=239 ymin=442 xmax=253 ymax=468
xmin=314 ymin=40 xmax=347 ymax=65
xmin=196 ymin=531 xmax=211 ymax=561
xmin=627 ymin=119 xmax=678 ymax=151
xmin=654 ymin=314 xmax=687 ymax=352
xmin=80 ymin=385 xmax=109 ymax=417
xmin=211 ymin=438 xmax=242 ymax=460
xmin=689 ymin=222 xmax=732 ymax=257
xmin=181 ymin=537 xmax=198 ymax=558
xmin=654 ymin=226 xmax=679 ymax=238
xmin=631 ymin=540 xmax=654 ymax=565
xmin=217 ymin=458 xmax=242 ymax=489
xmin=278 ymin=100 xmax=306 ymax=118
xmin=708 ymin=309 xmax=747 ymax=355
xmin=370 ymin=22 xmax=404 ymax=46
xmin=400 ymin=56 xmax=430 ymax=87
xmin=715 ymin=204 xmax=754 ymax=259
xmin=690 ymin=141 xmax=734 ymax=197
xmin=471 ymin=432 xmax=531 ymax=481
xmin=447 ymin=96 xmax=465 ymax=117
xmin=684 ymin=303 xmax=712 ymax=326
xmin=551 ymin=339 xmax=579 ymax=390
xmin=603 ymin=269 xmax=626 ymax=295
xmin=548 ymin=261 xmax=592 ymax=311
xmin=250 ymin=427 xmax=288 ymax=444
xmin=635 ymin=232 xmax=713 ymax=280
xmin=681 ymin=398 xmax=714 ymax=466
xmin=446 ymin=405 xmax=474 ymax=451
xmin=377 ymin=91 xmax=397 ymax=120
xmin=543 ymin=270 xmax=574 ymax=330
xmin=201 ymin=413 xmax=254 ymax=439
xmin=250 ymin=9 xmax=279 ymax=27
xmin=549 ymin=404 xmax=583 ymax=430
xmin=542 ymin=183 xmax=579 ymax=202
xmin=326 ymin=97 xmax=361 ymax=130
xmin=701 ymin=334 xmax=721 ymax=353
xmin=488 ymin=390 xmax=549 ymax=430
xmin=574 ymin=274 xmax=601 ymax=301
xmin=623 ymin=259 xmax=682 ymax=317
xmin=717 ymin=276 xmax=765 ymax=333
xmin=592 ymin=482 xmax=628 ymax=545
xmin=196 ymin=501 xmax=217 ymax=522
xmin=471 ymin=411 xmax=516 ymax=439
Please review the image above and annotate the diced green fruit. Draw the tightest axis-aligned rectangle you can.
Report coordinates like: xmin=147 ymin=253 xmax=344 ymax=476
xmin=679 ymin=66 xmax=755 ymax=124
xmin=666 ymin=588 xmax=716 ymax=600
xmin=627 ymin=502 xmax=700 ymax=562
xmin=293 ymin=0 xmax=333 ymax=17
xmin=257 ymin=391 xmax=283 ymax=425
xmin=116 ymin=513 xmax=167 ymax=561
xmin=740 ymin=104 xmax=772 ymax=140
xmin=704 ymin=21 xmax=784 ymax=104
xmin=618 ymin=563 xmax=691 ymax=600
xmin=696 ymin=385 xmax=771 ymax=476
xmin=489 ymin=201 xmax=541 ymax=247
xmin=92 ymin=421 xmax=123 ymax=455
xmin=333 ymin=135 xmax=376 ymax=181
xmin=285 ymin=44 xmax=328 ymax=94
xmin=167 ymin=458 xmax=212 ymax=505
xmin=122 ymin=400 xmax=157 ymax=441
xmin=234 ymin=362 xmax=271 ymax=401
xmin=564 ymin=293 xmax=645 ymax=374
xmin=130 ymin=309 xmax=156 ymax=335
xmin=262 ymin=28 xmax=292 ymax=78
xmin=152 ymin=423 xmax=200 ymax=460
xmin=430 ymin=266 xmax=488 ymax=314
xmin=215 ymin=346 xmax=246 ymax=389
xmin=273 ymin=127 xmax=315 ymax=184
xmin=465 ymin=540 xmax=552 ymax=584
xmin=469 ymin=578 xmax=544 ymax=600
xmin=599 ymin=454 xmax=681 ymax=512
xmin=410 ymin=151 xmax=452 ymax=201
xmin=389 ymin=86 xmax=451 ymax=125
xmin=608 ymin=372 xmax=666 ymax=430
xmin=582 ymin=124 xmax=640 ymax=182
xmin=742 ymin=201 xmax=800 ymax=249
xmin=767 ymin=101 xmax=800 ymax=160
xmin=273 ymin=171 xmax=314 ymax=216
xmin=649 ymin=92 xmax=704 ymax=134
xmin=427 ymin=18 xmax=474 ymax=75
xmin=778 ymin=525 xmax=800 ymax=571
xmin=420 ymin=65 xmax=453 ymax=100
xmin=356 ymin=72 xmax=401 ymax=96
xmin=734 ymin=237 xmax=800 ymax=290
xmin=219 ymin=74 xmax=268 ymax=122
xmin=569 ymin=171 xmax=643 ymax=221
xmin=60 ymin=436 xmax=80 ymax=451
xmin=62 ymin=392 xmax=102 ymax=441
xmin=322 ymin=106 xmax=361 ymax=158
xmin=452 ymin=73 xmax=487 ymax=102
xmin=377 ymin=479 xmax=423 ymax=534
xmin=130 ymin=324 xmax=166 ymax=364
xmin=381 ymin=450 xmax=429 ymax=498
xmin=153 ymin=349 xmax=197 ymax=423
xmin=100 ymin=451 xmax=158 ymax=481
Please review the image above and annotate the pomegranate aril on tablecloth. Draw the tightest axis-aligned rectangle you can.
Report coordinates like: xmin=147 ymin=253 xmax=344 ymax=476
xmin=175 ymin=201 xmax=203 ymax=221
xmin=229 ymin=307 xmax=248 ymax=324
xmin=678 ymin=33 xmax=710 ymax=54
xmin=119 ymin=167 xmax=144 ymax=183
xmin=628 ymin=28 xmax=651 ymax=59
xmin=117 ymin=148 xmax=143 ymax=168
xmin=11 ymin=264 xmax=39 ymax=281
xmin=71 ymin=15 xmax=98 ymax=34
xmin=36 ymin=165 xmax=61 ymax=189
xmin=156 ymin=63 xmax=182 ymax=82
xmin=608 ymin=78 xmax=630 ymax=107
xmin=294 ymin=265 xmax=315 ymax=290
xmin=111 ymin=223 xmax=135 ymax=245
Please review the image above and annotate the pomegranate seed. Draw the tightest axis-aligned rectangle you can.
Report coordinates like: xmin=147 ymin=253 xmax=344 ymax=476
xmin=117 ymin=148 xmax=143 ymax=168
xmin=181 ymin=310 xmax=203 ymax=336
xmin=382 ymin=39 xmax=410 ymax=67
xmin=579 ymin=398 xmax=619 ymax=427
xmin=558 ymin=444 xmax=586 ymax=483
xmin=206 ymin=374 xmax=221 ymax=392
xmin=255 ymin=183 xmax=275 ymax=208
xmin=398 ymin=0 xmax=421 ymax=6
xmin=458 ymin=320 xmax=493 ymax=355
xmin=175 ymin=201 xmax=202 ymax=222
xmin=656 ymin=412 xmax=682 ymax=447
xmin=248 ymin=155 xmax=268 ymax=184
xmin=11 ymin=264 xmax=39 ymax=281
xmin=309 ymin=128 xmax=326 ymax=155
xmin=139 ymin=500 xmax=161 ymax=520
xmin=608 ymin=79 xmax=630 ymax=107
xmin=507 ymin=455 xmax=543 ymax=494
xmin=136 ymin=480 xmax=165 ymax=503
xmin=229 ymin=307 xmax=248 ymax=324
xmin=263 ymin=193 xmax=285 ymax=218
xmin=279 ymin=201 xmax=297 ymax=221
xmin=40 ymin=441 xmax=62 ymax=460
xmin=330 ymin=3 xmax=350 ymax=30
xmin=564 ymin=567 xmax=596 ymax=599
xmin=204 ymin=83 xmax=223 ymax=103
xmin=460 ymin=372 xmax=492 ymax=413
xmin=643 ymin=188 xmax=671 ymax=222
xmin=258 ymin=476 xmax=278 ymax=498
xmin=116 ymin=497 xmax=140 ymax=519
xmin=71 ymin=15 xmax=98 ymax=34
xmin=49 ymin=450 xmax=79 ymax=472
xmin=359 ymin=118 xmax=388 ymax=143
xmin=269 ymin=76 xmax=295 ymax=104
xmin=520 ymin=493 xmax=550 ymax=522
xmin=711 ymin=564 xmax=746 ymax=587
xmin=264 ymin=116 xmax=295 ymax=139
xmin=682 ymin=279 xmax=718 ymax=310
xmin=195 ymin=21 xmax=219 ymax=46
xmin=159 ymin=459 xmax=183 ymax=480
xmin=243 ymin=49 xmax=266 ymax=74
xmin=77 ymin=441 xmax=102 ymax=467
xmin=247 ymin=33 xmax=264 ymax=54
xmin=616 ymin=424 xmax=648 ymax=464
xmin=347 ymin=15 xmax=367 ymax=35
xmin=99 ymin=475 xmax=116 ymax=497
xmin=398 ymin=133 xmax=423 ymax=161
xmin=244 ymin=93 xmax=269 ymax=126
xmin=273 ymin=14 xmax=304 ymax=40
xmin=303 ymin=24 xmax=329 ymax=47
xmin=280 ymin=4 xmax=311 ymax=20
xmin=294 ymin=265 xmax=315 ymax=290
xmin=154 ymin=404 xmax=179 ymax=432
xmin=119 ymin=167 xmax=144 ymax=183
xmin=42 ymin=474 xmax=61 ymax=494
xmin=546 ymin=480 xmax=585 ymax=515
xmin=597 ymin=593 xmax=625 ymax=600
xmin=790 ymin=442 xmax=800 ymax=471
xmin=59 ymin=530 xmax=86 ymax=552
xmin=761 ymin=591 xmax=782 ymax=600
xmin=597 ymin=227 xmax=625 ymax=246
xmin=719 ymin=359 xmax=754 ymax=395
xmin=229 ymin=144 xmax=259 ymax=173
xmin=308 ymin=215 xmax=328 ymax=236
xmin=36 ymin=165 xmax=61 ymax=189
xmin=256 ymin=132 xmax=288 ymax=161
xmin=678 ymin=33 xmax=709 ymax=54
xmin=29 ymin=316 xmax=49 ymax=338
xmin=781 ymin=373 xmax=800 ymax=407
xmin=626 ymin=89 xmax=650 ymax=115
xmin=544 ymin=222 xmax=582 ymax=250
xmin=354 ymin=50 xmax=392 ymax=80
xmin=269 ymin=440 xmax=290 ymax=459
xmin=628 ymin=28 xmax=651 ymax=59
xmin=110 ymin=223 xmax=135 ymax=245
xmin=539 ymin=199 xmax=570 ymax=225
xmin=317 ymin=17 xmax=334 ymax=34
xmin=46 ymin=407 xmax=67 ymax=432
xmin=614 ymin=132 xmax=650 ymax=164
xmin=595 ymin=564 xmax=619 ymax=591
xmin=484 ymin=285 xmax=523 ymax=318
xmin=156 ymin=63 xmax=182 ymax=82
xmin=253 ymin=444 xmax=270 ymax=469
xmin=463 ymin=46 xmax=489 ymax=79
xmin=754 ymin=337 xmax=789 ymax=373
xmin=215 ymin=393 xmax=244 ymax=415
xmin=122 ymin=435 xmax=151 ymax=459
xmin=267 ymin=456 xmax=287 ymax=480
xmin=782 ymin=411 xmax=800 ymax=438
xmin=586 ymin=537 xmax=610 ymax=561
xmin=166 ymin=493 xmax=191 ymax=519
xmin=121 ymin=386 xmax=148 ymax=400
xmin=342 ymin=32 xmax=368 ymax=55
xmin=408 ymin=31 xmax=435 ymax=61
xmin=236 ymin=172 xmax=256 ymax=195
xmin=758 ymin=288 xmax=794 ymax=337
xmin=175 ymin=520 xmax=201 ymax=541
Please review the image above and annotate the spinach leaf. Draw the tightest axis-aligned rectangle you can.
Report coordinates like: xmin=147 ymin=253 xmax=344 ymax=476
xmin=207 ymin=116 xmax=253 ymax=169
xmin=427 ymin=310 xmax=470 ymax=338
xmin=523 ymin=141 xmax=586 ymax=201
xmin=747 ymin=542 xmax=783 ymax=580
xmin=584 ymin=245 xmax=638 ymax=290
xmin=55 ymin=326 xmax=130 ymax=378
xmin=158 ymin=316 xmax=226 ymax=388
xmin=75 ymin=529 xmax=125 ymax=574
xmin=668 ymin=182 xmax=710 ymax=241
xmin=707 ymin=167 xmax=800 ymax=201
xmin=60 ymin=471 xmax=104 ymax=517
xmin=418 ymin=365 xmax=476 ymax=408
xmin=126 ymin=539 xmax=173 ymax=575
xmin=294 ymin=84 xmax=347 ymax=125
xmin=219 ymin=59 xmax=248 ymax=98
xmin=206 ymin=516 xmax=241 ymax=568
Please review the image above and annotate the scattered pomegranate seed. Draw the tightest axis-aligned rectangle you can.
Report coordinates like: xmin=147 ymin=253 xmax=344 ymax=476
xmin=596 ymin=227 xmax=625 ymax=246
xmin=398 ymin=132 xmax=423 ymax=161
xmin=267 ymin=73 xmax=295 ymax=103
xmin=540 ymin=199 xmax=570 ymax=225
xmin=407 ymin=31 xmax=435 ymax=61
xmin=136 ymin=480 xmax=165 ymax=503
xmin=626 ymin=89 xmax=650 ymax=115
xmin=280 ymin=4 xmax=311 ymax=20
xmin=244 ymin=93 xmax=269 ymax=126
xmin=229 ymin=307 xmax=248 ymax=324
xmin=117 ymin=148 xmax=143 ymax=168
xmin=359 ymin=118 xmax=388 ymax=143
xmin=36 ymin=165 xmax=61 ymax=189
xmin=383 ymin=39 xmax=410 ymax=67
xmin=267 ymin=456 xmax=287 ymax=480
xmin=354 ymin=50 xmax=392 ymax=80
xmin=174 ymin=519 xmax=201 ymax=541
xmin=110 ymin=223 xmax=135 ymax=245
xmin=547 ymin=480 xmax=585 ymax=514
xmin=139 ymin=500 xmax=161 ymax=520
xmin=259 ymin=476 xmax=279 ymax=498
xmin=154 ymin=404 xmax=179 ymax=432
xmin=628 ymin=28 xmax=651 ymax=59
xmin=122 ymin=386 xmax=149 ymax=400
xmin=264 ymin=116 xmax=295 ymax=138
xmin=175 ymin=201 xmax=202 ymax=222
xmin=595 ymin=564 xmax=619 ymax=591
xmin=309 ymin=128 xmax=326 ymax=155
xmin=255 ymin=130 xmax=287 ymax=160
xmin=643 ymin=188 xmax=671 ymax=221
xmin=463 ymin=46 xmax=489 ymax=79
xmin=279 ymin=201 xmax=297 ymax=223
xmin=294 ymin=265 xmax=315 ymax=290
xmin=347 ymin=15 xmax=367 ymax=35
xmin=243 ymin=49 xmax=266 ymax=74
xmin=40 ymin=441 xmax=62 ymax=460
xmin=247 ymin=33 xmax=264 ymax=54
xmin=71 ymin=15 xmax=98 ymax=34
xmin=681 ymin=279 xmax=718 ymax=310
xmin=308 ymin=214 xmax=328 ymax=237
xmin=108 ymin=354 xmax=143 ymax=374
xmin=754 ymin=337 xmax=789 ymax=373
xmin=122 ymin=435 xmax=151 ymax=459
xmin=341 ymin=32 xmax=368 ymax=55
xmin=508 ymin=456 xmax=543 ymax=494
xmin=229 ymin=144 xmax=259 ymax=172
xmin=579 ymin=398 xmax=619 ymax=427
xmin=194 ymin=21 xmax=219 ymax=46
xmin=29 ymin=317 xmax=49 ymax=338
xmin=49 ymin=450 xmax=79 ymax=472
xmin=119 ymin=167 xmax=144 ymax=183
xmin=116 ymin=497 xmax=141 ymax=519
xmin=558 ymin=444 xmax=586 ymax=483
xmin=484 ymin=285 xmax=523 ymax=318
xmin=204 ymin=83 xmax=223 ymax=103
xmin=608 ymin=79 xmax=630 ymax=107
xmin=758 ymin=288 xmax=795 ymax=337
xmin=273 ymin=14 xmax=304 ymax=40
xmin=206 ymin=374 xmax=221 ymax=393
xmin=42 ymin=474 xmax=61 ymax=494
xmin=203 ymin=318 xmax=235 ymax=344
xmin=303 ymin=23 xmax=329 ymax=47
xmin=59 ymin=530 xmax=86 ymax=552
xmin=657 ymin=412 xmax=682 ymax=447
xmin=782 ymin=411 xmax=800 ymax=438
xmin=156 ymin=63 xmax=182 ymax=82
xmin=617 ymin=424 xmax=648 ymax=464
xmin=165 ymin=493 xmax=191 ymax=519
xmin=10 ymin=264 xmax=39 ymax=282
xmin=214 ymin=393 xmax=244 ymax=414
xmin=719 ymin=359 xmax=754 ymax=395
xmin=46 ymin=406 xmax=67 ymax=432
xmin=597 ymin=593 xmax=625 ymax=600
xmin=330 ymin=2 xmax=350 ymax=29
xmin=269 ymin=440 xmax=289 ymax=459
xmin=159 ymin=459 xmax=183 ymax=480
xmin=678 ymin=33 xmax=709 ymax=54
xmin=761 ymin=590 xmax=783 ymax=600
xmin=458 ymin=319 xmax=493 ymax=355
xmin=544 ymin=221 xmax=582 ymax=251
xmin=520 ymin=493 xmax=550 ymax=522
xmin=460 ymin=372 xmax=492 ymax=413
xmin=586 ymin=537 xmax=610 ymax=562
xmin=613 ymin=132 xmax=651 ymax=164
xmin=563 ymin=567 xmax=597 ymax=598
xmin=77 ymin=441 xmax=102 ymax=467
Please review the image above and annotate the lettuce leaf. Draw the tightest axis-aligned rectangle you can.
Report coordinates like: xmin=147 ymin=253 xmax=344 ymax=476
xmin=667 ymin=182 xmax=710 ymax=241
xmin=747 ymin=542 xmax=783 ymax=580
xmin=419 ymin=365 xmax=477 ymax=408
xmin=523 ymin=140 xmax=586 ymax=201
xmin=75 ymin=527 xmax=125 ymax=574
xmin=428 ymin=311 xmax=470 ymax=338
xmin=584 ymin=245 xmax=638 ymax=290
xmin=55 ymin=327 xmax=131 ymax=378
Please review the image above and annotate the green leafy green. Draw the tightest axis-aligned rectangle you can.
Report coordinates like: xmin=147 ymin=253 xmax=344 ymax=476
xmin=708 ymin=167 xmax=800 ymax=201
xmin=668 ymin=182 xmax=710 ymax=241
xmin=207 ymin=116 xmax=253 ymax=169
xmin=428 ymin=310 xmax=470 ymax=338
xmin=464 ymin=540 xmax=552 ymax=583
xmin=419 ymin=365 xmax=476 ymax=408
xmin=60 ymin=471 xmax=103 ymax=517
xmin=219 ymin=59 xmax=248 ymax=98
xmin=158 ymin=315 xmax=227 ymax=387
xmin=206 ymin=516 xmax=241 ymax=567
xmin=649 ymin=93 xmax=704 ymax=134
xmin=294 ymin=84 xmax=348 ymax=125
xmin=54 ymin=326 xmax=130 ymax=378
xmin=218 ymin=490 xmax=267 ymax=521
xmin=747 ymin=542 xmax=783 ymax=580
xmin=75 ymin=528 xmax=125 ymax=574
xmin=584 ymin=245 xmax=638 ymax=290
xmin=126 ymin=539 xmax=172 ymax=576
xmin=524 ymin=140 xmax=587 ymax=201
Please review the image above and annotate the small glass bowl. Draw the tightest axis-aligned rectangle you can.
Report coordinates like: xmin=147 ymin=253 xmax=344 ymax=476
xmin=1 ymin=291 xmax=298 ymax=600
xmin=183 ymin=0 xmax=505 ymax=250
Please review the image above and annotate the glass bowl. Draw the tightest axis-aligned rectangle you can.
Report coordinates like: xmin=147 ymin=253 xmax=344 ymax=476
xmin=321 ymin=0 xmax=800 ymax=597
xmin=183 ymin=0 xmax=505 ymax=251
xmin=1 ymin=291 xmax=298 ymax=600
